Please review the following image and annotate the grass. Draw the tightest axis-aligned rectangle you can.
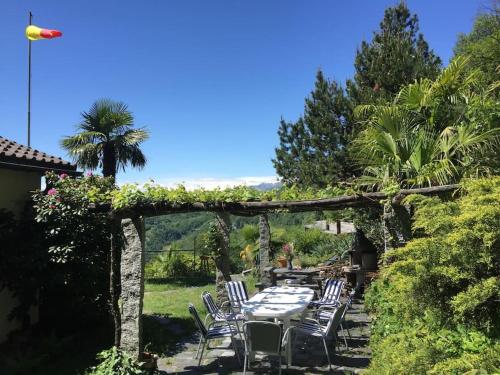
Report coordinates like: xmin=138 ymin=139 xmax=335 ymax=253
xmin=142 ymin=274 xmax=257 ymax=355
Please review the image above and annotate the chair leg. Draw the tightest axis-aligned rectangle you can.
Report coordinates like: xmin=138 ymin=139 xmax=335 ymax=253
xmin=198 ymin=340 xmax=206 ymax=367
xmin=194 ymin=336 xmax=202 ymax=359
xmin=230 ymin=334 xmax=241 ymax=365
xmin=322 ymin=336 xmax=332 ymax=370
xmin=243 ymin=353 xmax=248 ymax=375
xmin=340 ymin=324 xmax=349 ymax=350
xmin=278 ymin=353 xmax=282 ymax=375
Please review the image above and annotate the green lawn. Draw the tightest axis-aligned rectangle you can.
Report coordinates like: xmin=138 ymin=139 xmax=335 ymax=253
xmin=142 ymin=275 xmax=256 ymax=354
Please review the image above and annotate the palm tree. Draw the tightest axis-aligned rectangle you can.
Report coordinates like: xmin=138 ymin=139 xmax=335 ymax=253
xmin=61 ymin=99 xmax=149 ymax=179
xmin=353 ymin=57 xmax=499 ymax=189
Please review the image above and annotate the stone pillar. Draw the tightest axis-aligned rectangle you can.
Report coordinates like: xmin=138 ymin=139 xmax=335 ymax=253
xmin=214 ymin=212 xmax=232 ymax=304
xmin=120 ymin=217 xmax=145 ymax=359
xmin=383 ymin=202 xmax=412 ymax=251
xmin=258 ymin=214 xmax=271 ymax=279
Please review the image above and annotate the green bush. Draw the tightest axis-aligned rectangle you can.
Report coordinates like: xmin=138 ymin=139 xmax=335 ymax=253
xmin=85 ymin=347 xmax=149 ymax=375
xmin=364 ymin=177 xmax=500 ymax=374
xmin=145 ymin=251 xmax=213 ymax=279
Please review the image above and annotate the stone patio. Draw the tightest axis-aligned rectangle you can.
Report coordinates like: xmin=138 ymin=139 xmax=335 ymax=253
xmin=158 ymin=299 xmax=371 ymax=374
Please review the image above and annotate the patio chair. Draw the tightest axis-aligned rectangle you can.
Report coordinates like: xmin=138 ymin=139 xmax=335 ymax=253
xmin=225 ymin=280 xmax=249 ymax=311
xmin=188 ymin=303 xmax=241 ymax=367
xmin=243 ymin=321 xmax=291 ymax=375
xmin=309 ymin=278 xmax=344 ymax=309
xmin=314 ymin=288 xmax=356 ymax=350
xmin=292 ymin=303 xmax=347 ymax=370
xmin=201 ymin=291 xmax=245 ymax=339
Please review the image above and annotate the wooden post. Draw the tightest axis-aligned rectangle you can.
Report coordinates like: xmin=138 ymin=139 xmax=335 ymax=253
xmin=258 ymin=214 xmax=271 ymax=280
xmin=119 ymin=217 xmax=145 ymax=359
xmin=383 ymin=202 xmax=412 ymax=251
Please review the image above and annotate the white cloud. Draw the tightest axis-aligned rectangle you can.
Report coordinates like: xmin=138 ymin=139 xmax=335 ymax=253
xmin=118 ymin=175 xmax=279 ymax=190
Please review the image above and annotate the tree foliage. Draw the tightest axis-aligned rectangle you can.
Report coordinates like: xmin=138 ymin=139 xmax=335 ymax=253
xmin=364 ymin=177 xmax=500 ymax=374
xmin=273 ymin=70 xmax=354 ymax=187
xmin=61 ymin=99 xmax=149 ymax=179
xmin=353 ymin=57 xmax=499 ymax=189
xmin=347 ymin=1 xmax=441 ymax=106
xmin=454 ymin=6 xmax=500 ymax=88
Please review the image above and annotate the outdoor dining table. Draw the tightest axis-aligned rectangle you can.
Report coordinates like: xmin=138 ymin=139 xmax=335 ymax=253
xmin=240 ymin=286 xmax=315 ymax=366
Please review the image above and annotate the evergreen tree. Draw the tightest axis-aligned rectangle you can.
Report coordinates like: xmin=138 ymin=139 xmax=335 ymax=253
xmin=273 ymin=70 xmax=354 ymax=187
xmin=347 ymin=2 xmax=441 ymax=106
xmin=454 ymin=6 xmax=500 ymax=88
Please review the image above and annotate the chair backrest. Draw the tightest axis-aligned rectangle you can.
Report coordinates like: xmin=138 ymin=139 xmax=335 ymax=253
xmin=188 ymin=303 xmax=207 ymax=338
xmin=324 ymin=303 xmax=347 ymax=336
xmin=225 ymin=281 xmax=249 ymax=308
xmin=201 ymin=291 xmax=224 ymax=320
xmin=320 ymin=278 xmax=344 ymax=304
xmin=243 ymin=321 xmax=282 ymax=356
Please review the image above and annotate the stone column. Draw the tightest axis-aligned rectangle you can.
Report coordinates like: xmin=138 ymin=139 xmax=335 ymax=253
xmin=120 ymin=217 xmax=145 ymax=359
xmin=214 ymin=212 xmax=232 ymax=304
xmin=258 ymin=214 xmax=271 ymax=279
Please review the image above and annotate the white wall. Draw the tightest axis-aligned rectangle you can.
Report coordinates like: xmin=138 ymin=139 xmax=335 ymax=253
xmin=0 ymin=167 xmax=42 ymax=342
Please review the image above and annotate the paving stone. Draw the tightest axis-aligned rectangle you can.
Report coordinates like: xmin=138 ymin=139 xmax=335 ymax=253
xmin=159 ymin=299 xmax=371 ymax=374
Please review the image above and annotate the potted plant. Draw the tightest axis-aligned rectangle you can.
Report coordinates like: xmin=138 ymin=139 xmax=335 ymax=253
xmin=282 ymin=243 xmax=294 ymax=270
xmin=277 ymin=256 xmax=287 ymax=268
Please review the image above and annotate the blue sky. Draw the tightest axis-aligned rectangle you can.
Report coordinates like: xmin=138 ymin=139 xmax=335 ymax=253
xmin=1 ymin=1 xmax=483 ymax=186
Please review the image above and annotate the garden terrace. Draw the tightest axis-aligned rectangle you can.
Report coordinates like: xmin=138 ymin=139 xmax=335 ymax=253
xmin=106 ymin=182 xmax=461 ymax=359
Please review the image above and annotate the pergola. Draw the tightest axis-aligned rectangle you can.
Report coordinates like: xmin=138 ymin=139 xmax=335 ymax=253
xmin=105 ymin=184 xmax=459 ymax=358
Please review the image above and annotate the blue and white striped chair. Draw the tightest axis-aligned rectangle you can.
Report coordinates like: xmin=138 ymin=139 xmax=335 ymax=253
xmin=293 ymin=303 xmax=347 ymax=370
xmin=188 ymin=303 xmax=241 ymax=367
xmin=225 ymin=281 xmax=249 ymax=311
xmin=315 ymin=289 xmax=356 ymax=350
xmin=201 ymin=291 xmax=245 ymax=339
xmin=310 ymin=278 xmax=344 ymax=309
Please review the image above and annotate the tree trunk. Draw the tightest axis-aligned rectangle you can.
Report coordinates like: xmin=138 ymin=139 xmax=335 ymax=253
xmin=258 ymin=214 xmax=271 ymax=279
xmin=110 ymin=218 xmax=122 ymax=347
xmin=102 ymin=143 xmax=117 ymax=179
xmin=214 ymin=212 xmax=232 ymax=304
xmin=383 ymin=202 xmax=412 ymax=252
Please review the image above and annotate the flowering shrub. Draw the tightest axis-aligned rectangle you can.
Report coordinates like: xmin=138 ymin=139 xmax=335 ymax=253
xmin=32 ymin=172 xmax=116 ymax=323
xmin=282 ymin=243 xmax=294 ymax=261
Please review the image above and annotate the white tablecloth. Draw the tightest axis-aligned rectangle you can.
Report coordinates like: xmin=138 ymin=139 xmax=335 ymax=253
xmin=241 ymin=286 xmax=314 ymax=319
xmin=240 ymin=286 xmax=314 ymax=366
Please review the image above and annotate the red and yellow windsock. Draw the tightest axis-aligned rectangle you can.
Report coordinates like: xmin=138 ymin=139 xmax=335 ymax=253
xmin=25 ymin=25 xmax=62 ymax=41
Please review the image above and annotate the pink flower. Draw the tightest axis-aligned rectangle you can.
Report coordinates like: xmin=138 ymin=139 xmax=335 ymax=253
xmin=86 ymin=171 xmax=93 ymax=177
xmin=47 ymin=188 xmax=57 ymax=196
xmin=59 ymin=173 xmax=68 ymax=180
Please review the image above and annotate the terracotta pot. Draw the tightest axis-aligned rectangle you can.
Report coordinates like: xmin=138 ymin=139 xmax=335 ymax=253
xmin=278 ymin=258 xmax=287 ymax=268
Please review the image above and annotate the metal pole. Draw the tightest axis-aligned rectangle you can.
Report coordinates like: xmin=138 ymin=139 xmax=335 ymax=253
xmin=27 ymin=11 xmax=32 ymax=147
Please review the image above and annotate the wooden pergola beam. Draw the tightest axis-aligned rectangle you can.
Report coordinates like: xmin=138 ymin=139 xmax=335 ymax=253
xmin=101 ymin=184 xmax=459 ymax=218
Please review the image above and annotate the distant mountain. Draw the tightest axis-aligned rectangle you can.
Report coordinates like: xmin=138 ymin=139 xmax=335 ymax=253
xmin=251 ymin=182 xmax=282 ymax=191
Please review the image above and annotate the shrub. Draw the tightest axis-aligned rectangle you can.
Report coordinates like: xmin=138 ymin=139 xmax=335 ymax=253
xmin=32 ymin=172 xmax=116 ymax=326
xmin=145 ymin=251 xmax=213 ymax=280
xmin=85 ymin=347 xmax=149 ymax=375
xmin=364 ymin=177 xmax=500 ymax=374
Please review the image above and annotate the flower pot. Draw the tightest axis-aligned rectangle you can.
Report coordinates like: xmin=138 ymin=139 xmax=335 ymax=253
xmin=278 ymin=258 xmax=287 ymax=268
xmin=287 ymin=260 xmax=293 ymax=270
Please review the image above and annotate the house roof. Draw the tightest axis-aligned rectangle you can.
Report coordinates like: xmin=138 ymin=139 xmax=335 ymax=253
xmin=0 ymin=136 xmax=79 ymax=174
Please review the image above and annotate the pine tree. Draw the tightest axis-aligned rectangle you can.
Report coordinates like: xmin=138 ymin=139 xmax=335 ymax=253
xmin=454 ymin=7 xmax=500 ymax=87
xmin=347 ymin=2 xmax=441 ymax=106
xmin=273 ymin=70 xmax=354 ymax=187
